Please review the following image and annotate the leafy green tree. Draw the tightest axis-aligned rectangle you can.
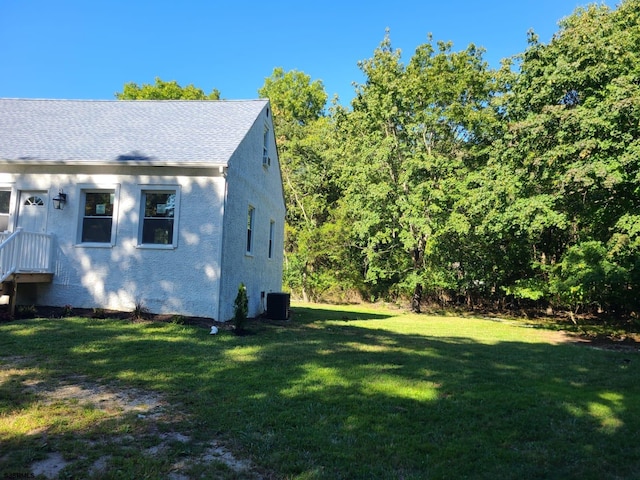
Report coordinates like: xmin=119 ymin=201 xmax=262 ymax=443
xmin=337 ymin=33 xmax=500 ymax=311
xmin=116 ymin=77 xmax=220 ymax=100
xmin=259 ymin=68 xmax=352 ymax=301
xmin=492 ymin=0 xmax=640 ymax=312
xmin=260 ymin=67 xmax=327 ymax=125
xmin=259 ymin=68 xmax=328 ymax=232
xmin=550 ymin=241 xmax=626 ymax=318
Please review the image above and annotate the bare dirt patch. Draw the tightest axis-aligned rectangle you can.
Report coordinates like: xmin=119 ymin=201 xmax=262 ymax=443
xmin=537 ymin=326 xmax=640 ymax=349
xmin=30 ymin=452 xmax=68 ymax=479
xmin=0 ymin=357 xmax=267 ymax=479
xmin=22 ymin=376 xmax=167 ymax=415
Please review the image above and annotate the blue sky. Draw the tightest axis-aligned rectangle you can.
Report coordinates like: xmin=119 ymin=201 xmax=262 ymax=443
xmin=0 ymin=0 xmax=612 ymax=106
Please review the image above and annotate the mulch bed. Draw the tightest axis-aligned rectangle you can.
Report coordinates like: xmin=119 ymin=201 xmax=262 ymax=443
xmin=1 ymin=305 xmax=220 ymax=330
xmin=0 ymin=305 xmax=288 ymax=334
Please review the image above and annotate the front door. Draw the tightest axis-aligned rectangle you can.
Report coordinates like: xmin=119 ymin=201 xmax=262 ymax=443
xmin=16 ymin=191 xmax=48 ymax=233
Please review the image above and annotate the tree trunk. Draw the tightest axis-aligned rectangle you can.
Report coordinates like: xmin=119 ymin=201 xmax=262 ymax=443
xmin=411 ymin=283 xmax=423 ymax=313
xmin=301 ymin=272 xmax=309 ymax=303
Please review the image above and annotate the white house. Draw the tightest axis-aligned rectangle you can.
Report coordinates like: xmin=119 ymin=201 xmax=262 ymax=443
xmin=0 ymin=98 xmax=285 ymax=321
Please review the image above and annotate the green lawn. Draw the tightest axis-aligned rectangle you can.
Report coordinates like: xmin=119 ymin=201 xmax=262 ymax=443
xmin=1 ymin=303 xmax=639 ymax=479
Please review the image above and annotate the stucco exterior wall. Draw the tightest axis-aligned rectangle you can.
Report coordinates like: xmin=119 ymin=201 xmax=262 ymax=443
xmin=0 ymin=165 xmax=226 ymax=319
xmin=219 ymin=106 xmax=286 ymax=321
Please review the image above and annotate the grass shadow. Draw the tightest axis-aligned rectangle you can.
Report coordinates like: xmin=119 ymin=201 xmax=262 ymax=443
xmin=289 ymin=305 xmax=394 ymax=324
xmin=1 ymin=312 xmax=639 ymax=479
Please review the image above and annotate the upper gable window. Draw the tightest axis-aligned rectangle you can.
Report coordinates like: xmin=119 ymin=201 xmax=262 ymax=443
xmin=262 ymin=124 xmax=271 ymax=168
xmin=138 ymin=187 xmax=180 ymax=248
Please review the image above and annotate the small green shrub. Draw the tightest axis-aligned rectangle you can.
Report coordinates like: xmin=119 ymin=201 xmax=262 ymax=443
xmin=233 ymin=283 xmax=248 ymax=333
xmin=17 ymin=305 xmax=37 ymax=318
xmin=62 ymin=304 xmax=73 ymax=317
xmin=131 ymin=300 xmax=150 ymax=320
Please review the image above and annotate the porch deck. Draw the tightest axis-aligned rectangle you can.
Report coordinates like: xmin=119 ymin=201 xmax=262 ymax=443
xmin=0 ymin=229 xmax=55 ymax=315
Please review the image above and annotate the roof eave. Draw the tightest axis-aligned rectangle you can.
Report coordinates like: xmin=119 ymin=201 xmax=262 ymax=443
xmin=0 ymin=158 xmax=228 ymax=169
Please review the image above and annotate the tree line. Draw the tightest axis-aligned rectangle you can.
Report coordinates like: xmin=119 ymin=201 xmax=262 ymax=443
xmin=119 ymin=1 xmax=640 ymax=316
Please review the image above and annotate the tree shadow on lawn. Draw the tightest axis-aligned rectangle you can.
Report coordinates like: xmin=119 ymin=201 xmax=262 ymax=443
xmin=279 ymin=305 xmax=394 ymax=325
xmin=226 ymin=325 xmax=639 ymax=479
xmin=2 ymin=315 xmax=640 ymax=479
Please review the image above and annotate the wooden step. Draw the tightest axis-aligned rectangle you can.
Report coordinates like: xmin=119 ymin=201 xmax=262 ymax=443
xmin=11 ymin=272 xmax=54 ymax=284
xmin=1 ymin=272 xmax=54 ymax=316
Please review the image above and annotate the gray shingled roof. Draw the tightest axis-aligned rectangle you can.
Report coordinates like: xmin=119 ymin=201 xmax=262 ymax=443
xmin=0 ymin=98 xmax=269 ymax=166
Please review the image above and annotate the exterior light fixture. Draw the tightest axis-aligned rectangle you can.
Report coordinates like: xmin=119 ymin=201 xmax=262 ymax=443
xmin=52 ymin=190 xmax=67 ymax=210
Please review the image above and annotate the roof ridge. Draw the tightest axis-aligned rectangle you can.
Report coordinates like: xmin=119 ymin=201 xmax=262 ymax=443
xmin=0 ymin=98 xmax=268 ymax=103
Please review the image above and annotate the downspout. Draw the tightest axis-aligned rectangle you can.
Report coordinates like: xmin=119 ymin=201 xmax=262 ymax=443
xmin=217 ymin=165 xmax=229 ymax=322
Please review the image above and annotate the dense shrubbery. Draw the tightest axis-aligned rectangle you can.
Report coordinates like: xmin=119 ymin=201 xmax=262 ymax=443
xmin=263 ymin=1 xmax=640 ymax=317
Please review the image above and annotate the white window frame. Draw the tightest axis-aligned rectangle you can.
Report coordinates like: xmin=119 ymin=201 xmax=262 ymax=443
xmin=76 ymin=184 xmax=120 ymax=247
xmin=137 ymin=185 xmax=180 ymax=249
xmin=246 ymin=205 xmax=255 ymax=255
xmin=0 ymin=186 xmax=13 ymax=233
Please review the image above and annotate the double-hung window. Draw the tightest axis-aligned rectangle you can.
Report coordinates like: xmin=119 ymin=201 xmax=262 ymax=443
xmin=139 ymin=188 xmax=179 ymax=248
xmin=0 ymin=190 xmax=10 ymax=232
xmin=79 ymin=188 xmax=118 ymax=245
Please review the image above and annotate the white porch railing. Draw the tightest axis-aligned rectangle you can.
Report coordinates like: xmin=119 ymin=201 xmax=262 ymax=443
xmin=0 ymin=229 xmax=54 ymax=283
